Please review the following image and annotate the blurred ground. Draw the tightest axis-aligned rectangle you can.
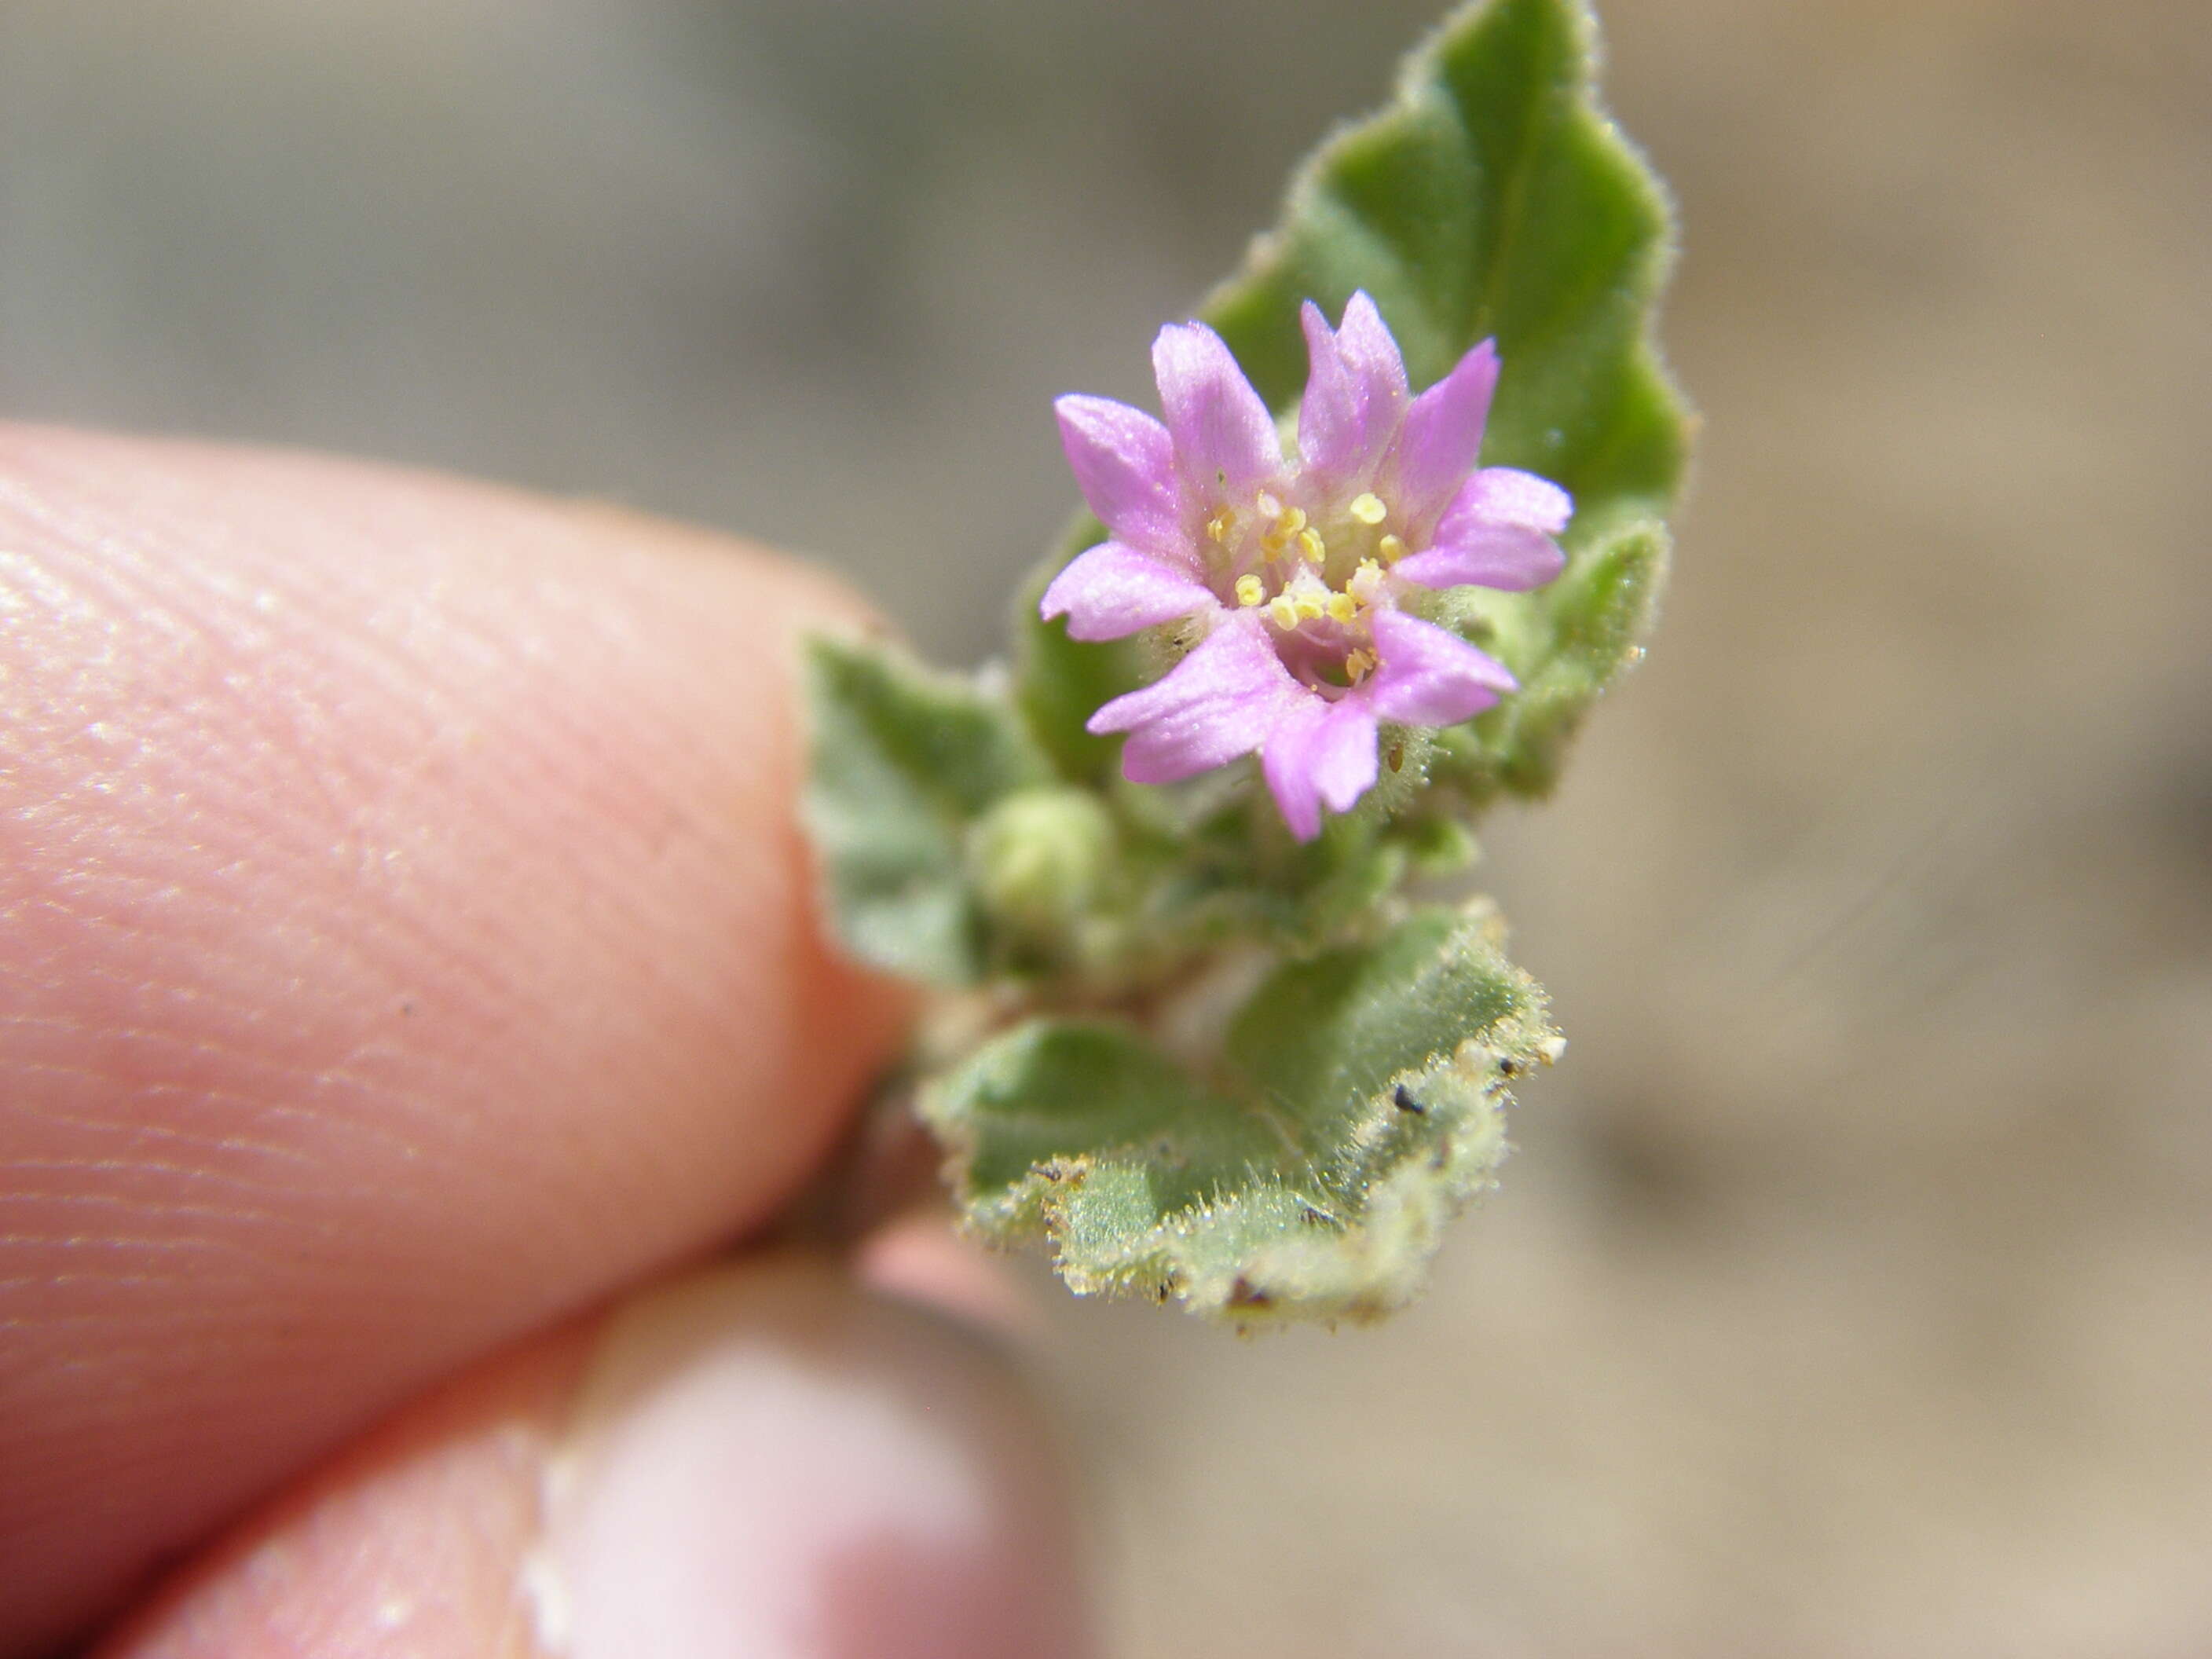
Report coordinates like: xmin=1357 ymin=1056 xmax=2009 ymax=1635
xmin=5 ymin=0 xmax=2209 ymax=1652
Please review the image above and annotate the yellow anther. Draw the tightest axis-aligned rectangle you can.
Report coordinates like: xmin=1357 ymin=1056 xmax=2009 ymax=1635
xmin=1349 ymin=558 xmax=1384 ymax=602
xmin=1294 ymin=592 xmax=1326 ymax=622
xmin=1207 ymin=510 xmax=1236 ymax=544
xmin=1260 ymin=529 xmax=1289 ymax=555
xmin=1345 ymin=649 xmax=1378 ymax=683
xmin=1378 ymin=533 xmax=1407 ymax=564
xmin=1298 ymin=526 xmax=1326 ymax=563
xmin=1254 ymin=491 xmax=1284 ymax=521
xmin=1279 ymin=505 xmax=1307 ymax=536
xmin=1268 ymin=595 xmax=1301 ymax=630
xmin=1326 ymin=592 xmax=1358 ymax=624
xmin=1234 ymin=573 xmax=1265 ymax=607
xmin=1350 ymin=492 xmax=1388 ymax=526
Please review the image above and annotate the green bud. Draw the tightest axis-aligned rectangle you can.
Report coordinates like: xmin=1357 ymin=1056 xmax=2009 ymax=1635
xmin=968 ymin=786 xmax=1117 ymax=939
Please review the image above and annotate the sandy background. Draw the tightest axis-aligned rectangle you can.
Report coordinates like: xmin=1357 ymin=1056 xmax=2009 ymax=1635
xmin=5 ymin=0 xmax=2208 ymax=1651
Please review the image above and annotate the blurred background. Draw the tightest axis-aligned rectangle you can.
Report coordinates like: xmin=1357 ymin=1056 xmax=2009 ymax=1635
xmin=5 ymin=0 xmax=2207 ymax=1651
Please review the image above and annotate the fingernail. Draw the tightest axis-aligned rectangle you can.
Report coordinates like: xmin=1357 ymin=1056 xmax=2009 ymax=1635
xmin=525 ymin=1257 xmax=1090 ymax=1659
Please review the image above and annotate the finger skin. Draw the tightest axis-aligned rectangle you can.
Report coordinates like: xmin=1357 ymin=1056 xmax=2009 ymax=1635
xmin=91 ymin=1258 xmax=1089 ymax=1659
xmin=97 ymin=1317 xmax=588 ymax=1659
xmin=0 ymin=426 xmax=910 ymax=1654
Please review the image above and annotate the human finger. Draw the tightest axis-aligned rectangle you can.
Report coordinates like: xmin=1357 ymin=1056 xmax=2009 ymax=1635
xmin=0 ymin=426 xmax=911 ymax=1652
xmin=93 ymin=1256 xmax=1091 ymax=1659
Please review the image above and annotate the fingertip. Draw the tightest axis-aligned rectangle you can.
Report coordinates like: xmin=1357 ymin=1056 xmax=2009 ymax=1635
xmin=538 ymin=1258 xmax=1089 ymax=1659
xmin=95 ymin=1258 xmax=1092 ymax=1659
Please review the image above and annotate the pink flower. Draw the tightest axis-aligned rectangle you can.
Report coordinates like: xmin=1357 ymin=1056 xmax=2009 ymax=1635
xmin=1041 ymin=293 xmax=1571 ymax=840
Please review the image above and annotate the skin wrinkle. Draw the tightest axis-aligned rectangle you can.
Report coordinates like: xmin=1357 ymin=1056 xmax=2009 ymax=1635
xmin=0 ymin=1208 xmax=303 ymax=1253
xmin=13 ymin=959 xmax=643 ymax=1207
xmin=8 ymin=456 xmax=742 ymax=1066
xmin=0 ymin=1280 xmax=478 ymax=1341
xmin=15 ymin=631 xmax=756 ymax=1234
xmin=38 ymin=685 xmax=517 ymax=1053
xmin=6 ymin=1031 xmax=441 ymax=1157
xmin=15 ymin=628 xmax=708 ymax=982
xmin=0 ymin=1204 xmax=394 ymax=1280
xmin=0 ymin=426 xmax=907 ymax=1654
xmin=0 ymin=1214 xmax=433 ymax=1298
xmin=11 ymin=1058 xmax=474 ymax=1235
xmin=96 ymin=506 xmax=619 ymax=889
xmin=315 ymin=518 xmax=756 ymax=854
xmin=0 ymin=1072 xmax=335 ymax=1176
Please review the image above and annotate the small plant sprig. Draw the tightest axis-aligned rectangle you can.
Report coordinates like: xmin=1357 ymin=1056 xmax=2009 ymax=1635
xmin=804 ymin=0 xmax=1686 ymax=1326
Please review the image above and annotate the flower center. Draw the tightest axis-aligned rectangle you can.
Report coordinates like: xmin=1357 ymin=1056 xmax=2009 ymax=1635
xmin=1209 ymin=485 xmax=1408 ymax=687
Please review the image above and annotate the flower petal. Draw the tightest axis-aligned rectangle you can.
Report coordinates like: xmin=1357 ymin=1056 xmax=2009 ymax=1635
xmin=1086 ymin=613 xmax=1297 ymax=784
xmin=1367 ymin=608 xmax=1517 ymax=727
xmin=1152 ymin=321 xmax=1283 ymax=506
xmin=1392 ymin=339 xmax=1500 ymax=528
xmin=1332 ymin=291 xmax=1412 ymax=440
xmin=1450 ymin=467 xmax=1573 ymax=536
xmin=1296 ymin=302 xmax=1357 ymax=480
xmin=1039 ymin=541 xmax=1218 ymax=641
xmin=1262 ymin=693 xmax=1380 ymax=841
xmin=1394 ymin=467 xmax=1571 ymax=591
xmin=1392 ymin=529 xmax=1564 ymax=593
xmin=1297 ymin=292 xmax=1409 ymax=488
xmin=1054 ymin=394 xmax=1184 ymax=558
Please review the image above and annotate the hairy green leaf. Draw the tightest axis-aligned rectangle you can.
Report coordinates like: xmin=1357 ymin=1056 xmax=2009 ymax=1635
xmin=924 ymin=902 xmax=1559 ymax=1324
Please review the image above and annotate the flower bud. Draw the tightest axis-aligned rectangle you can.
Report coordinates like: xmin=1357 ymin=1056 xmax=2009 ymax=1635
xmin=968 ymin=786 xmax=1116 ymax=939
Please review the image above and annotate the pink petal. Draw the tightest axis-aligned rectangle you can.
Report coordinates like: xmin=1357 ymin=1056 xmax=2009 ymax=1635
xmin=1451 ymin=467 xmax=1573 ymax=536
xmin=1394 ymin=467 xmax=1571 ymax=591
xmin=1367 ymin=609 xmax=1517 ymax=727
xmin=1392 ymin=339 xmax=1500 ymax=528
xmin=1151 ymin=322 xmax=1283 ymax=505
xmin=1087 ymin=613 xmax=1297 ymax=785
xmin=1332 ymin=291 xmax=1412 ymax=441
xmin=1392 ymin=529 xmax=1564 ymax=593
xmin=1296 ymin=302 xmax=1358 ymax=481
xmin=1055 ymin=394 xmax=1184 ymax=558
xmin=1295 ymin=292 xmax=1408 ymax=488
xmin=1039 ymin=541 xmax=1218 ymax=641
xmin=1262 ymin=694 xmax=1381 ymax=841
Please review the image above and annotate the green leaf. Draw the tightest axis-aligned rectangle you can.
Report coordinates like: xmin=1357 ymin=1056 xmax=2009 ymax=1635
xmin=801 ymin=635 xmax=1050 ymax=986
xmin=1202 ymin=0 xmax=1686 ymax=529
xmin=923 ymin=902 xmax=1560 ymax=1324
